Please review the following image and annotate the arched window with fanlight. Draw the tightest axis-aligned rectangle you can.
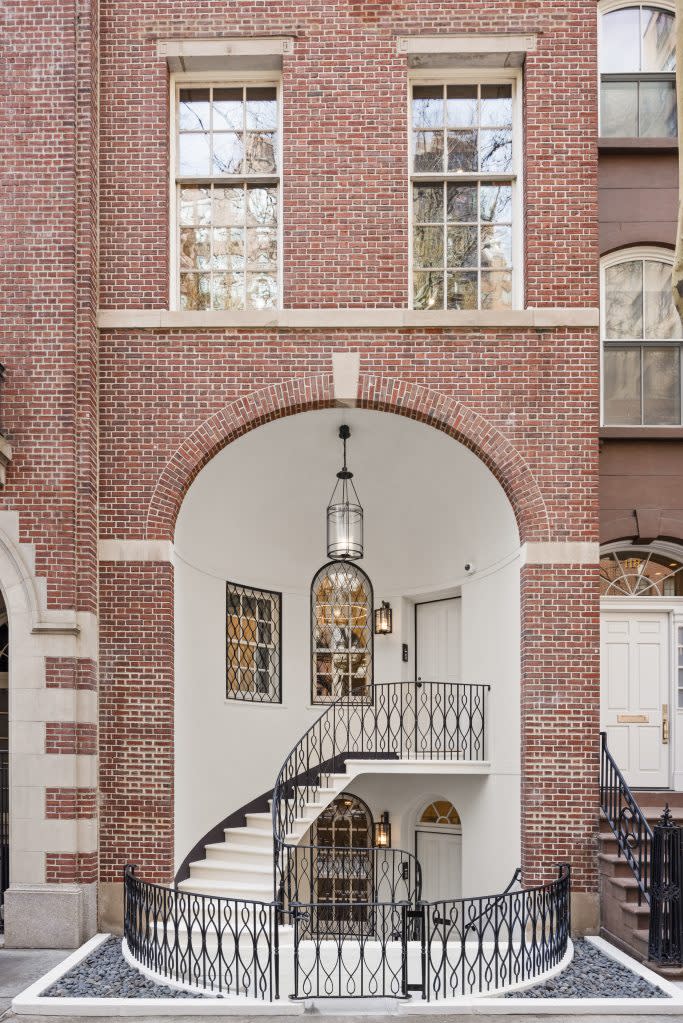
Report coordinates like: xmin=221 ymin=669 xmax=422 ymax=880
xmin=600 ymin=545 xmax=683 ymax=596
xmin=599 ymin=2 xmax=676 ymax=138
xmin=311 ymin=561 xmax=373 ymax=704
xmin=602 ymin=248 xmax=683 ymax=426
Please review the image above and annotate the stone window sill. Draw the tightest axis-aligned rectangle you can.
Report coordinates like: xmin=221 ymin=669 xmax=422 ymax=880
xmin=598 ymin=137 xmax=678 ymax=152
xmin=600 ymin=427 xmax=683 ymax=440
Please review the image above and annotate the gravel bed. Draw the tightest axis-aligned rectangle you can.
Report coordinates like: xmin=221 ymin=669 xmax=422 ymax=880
xmin=506 ymin=939 xmax=668 ymax=999
xmin=42 ymin=936 xmax=208 ymax=998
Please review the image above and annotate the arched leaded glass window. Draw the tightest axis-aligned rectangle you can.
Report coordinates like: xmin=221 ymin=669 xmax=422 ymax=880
xmin=600 ymin=546 xmax=683 ymax=595
xmin=311 ymin=561 xmax=373 ymax=703
xmin=602 ymin=248 xmax=683 ymax=425
xmin=599 ymin=3 xmax=676 ymax=137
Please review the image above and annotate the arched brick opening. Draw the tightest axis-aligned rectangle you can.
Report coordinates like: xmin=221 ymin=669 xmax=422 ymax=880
xmin=146 ymin=373 xmax=549 ymax=543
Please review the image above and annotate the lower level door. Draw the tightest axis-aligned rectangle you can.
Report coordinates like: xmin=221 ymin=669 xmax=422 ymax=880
xmin=601 ymin=611 xmax=670 ymax=788
xmin=416 ymin=828 xmax=462 ymax=902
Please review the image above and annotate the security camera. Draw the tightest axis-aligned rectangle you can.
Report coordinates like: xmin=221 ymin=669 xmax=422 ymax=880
xmin=464 ymin=562 xmax=476 ymax=574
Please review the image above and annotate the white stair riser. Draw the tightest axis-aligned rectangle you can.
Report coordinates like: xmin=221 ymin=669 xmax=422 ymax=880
xmin=190 ymin=863 xmax=272 ymax=884
xmin=224 ymin=828 xmax=274 ymax=848
xmin=206 ymin=846 xmax=272 ymax=867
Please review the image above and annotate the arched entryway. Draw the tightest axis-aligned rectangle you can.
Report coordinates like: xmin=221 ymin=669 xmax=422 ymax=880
xmin=600 ymin=540 xmax=683 ymax=789
xmin=311 ymin=793 xmax=373 ymax=922
xmin=415 ymin=799 xmax=462 ymax=901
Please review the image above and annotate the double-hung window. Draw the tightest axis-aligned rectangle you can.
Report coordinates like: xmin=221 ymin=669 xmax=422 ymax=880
xmin=174 ymin=80 xmax=280 ymax=310
xmin=410 ymin=76 xmax=520 ymax=311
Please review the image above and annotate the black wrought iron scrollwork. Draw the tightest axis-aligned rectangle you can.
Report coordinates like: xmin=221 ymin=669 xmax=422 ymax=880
xmin=649 ymin=806 xmax=683 ymax=965
xmin=600 ymin=731 xmax=653 ymax=905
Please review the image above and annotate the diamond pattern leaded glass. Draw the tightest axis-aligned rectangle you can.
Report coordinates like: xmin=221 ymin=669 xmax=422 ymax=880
xmin=226 ymin=582 xmax=281 ymax=702
xmin=311 ymin=562 xmax=373 ymax=703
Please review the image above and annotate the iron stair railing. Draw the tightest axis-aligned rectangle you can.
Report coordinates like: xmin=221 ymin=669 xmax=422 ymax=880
xmin=599 ymin=730 xmax=652 ymax=905
xmin=271 ymin=680 xmax=490 ymax=897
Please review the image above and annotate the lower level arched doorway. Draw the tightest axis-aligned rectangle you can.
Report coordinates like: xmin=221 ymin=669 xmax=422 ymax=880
xmin=415 ymin=799 xmax=462 ymax=901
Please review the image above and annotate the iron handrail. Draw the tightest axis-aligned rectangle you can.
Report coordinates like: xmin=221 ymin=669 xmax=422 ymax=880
xmin=271 ymin=680 xmax=490 ymax=895
xmin=600 ymin=730 xmax=653 ymax=904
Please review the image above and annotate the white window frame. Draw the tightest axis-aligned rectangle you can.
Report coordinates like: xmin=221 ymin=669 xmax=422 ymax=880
xmin=600 ymin=245 xmax=682 ymax=426
xmin=169 ymin=71 xmax=284 ymax=312
xmin=597 ymin=0 xmax=677 ymax=138
xmin=407 ymin=68 xmax=524 ymax=311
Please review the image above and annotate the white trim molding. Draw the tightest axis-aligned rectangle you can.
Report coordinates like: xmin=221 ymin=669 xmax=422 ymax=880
xmin=157 ymin=37 xmax=295 ymax=73
xmin=398 ymin=33 xmax=538 ymax=69
xmin=98 ymin=540 xmax=174 ymax=563
xmin=521 ymin=542 xmax=600 ymax=565
xmin=98 ymin=307 xmax=599 ymax=330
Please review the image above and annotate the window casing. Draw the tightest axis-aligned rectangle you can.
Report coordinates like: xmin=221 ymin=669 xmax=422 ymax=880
xmin=409 ymin=73 xmax=522 ymax=311
xmin=172 ymin=77 xmax=281 ymax=311
xmin=311 ymin=562 xmax=373 ymax=704
xmin=599 ymin=3 xmax=677 ymax=138
xmin=226 ymin=581 xmax=282 ymax=703
xmin=601 ymin=248 xmax=683 ymax=426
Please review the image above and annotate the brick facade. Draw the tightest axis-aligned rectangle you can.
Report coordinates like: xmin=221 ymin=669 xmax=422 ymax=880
xmin=1 ymin=0 xmax=601 ymax=921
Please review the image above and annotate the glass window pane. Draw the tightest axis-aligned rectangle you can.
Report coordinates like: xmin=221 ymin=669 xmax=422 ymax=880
xmin=601 ymin=8 xmax=641 ymax=72
xmin=481 ymin=271 xmax=512 ymax=310
xmin=643 ymin=346 xmax=681 ymax=424
xmin=180 ymin=227 xmax=210 ymax=270
xmin=212 ymin=273 xmax=244 ymax=309
xmin=213 ymin=87 xmax=243 ymax=131
xmin=447 ymin=130 xmax=477 ymax=172
xmin=247 ymin=271 xmax=278 ymax=309
xmin=180 ymin=187 xmax=211 ymax=226
xmin=641 ymin=8 xmax=676 ymax=72
xmin=213 ymin=227 xmax=244 ymax=272
xmin=180 ymin=272 xmax=211 ymax=310
xmin=414 ymin=225 xmax=444 ymax=268
xmin=481 ymin=224 xmax=512 ymax=267
xmin=213 ymin=133 xmax=243 ymax=174
xmin=247 ymin=186 xmax=278 ymax=226
xmin=644 ymin=259 xmax=682 ymax=339
xmin=447 ymin=271 xmax=478 ymax=309
xmin=446 ymin=85 xmax=477 ymax=127
xmin=179 ymin=133 xmax=211 ymax=176
xmin=601 ymin=81 xmax=638 ymax=137
xmin=179 ymin=88 xmax=210 ymax=131
xmin=247 ymin=227 xmax=277 ymax=268
xmin=447 ymin=226 xmax=477 ymax=267
xmin=480 ymin=129 xmax=512 ymax=172
xmin=604 ymin=347 xmax=642 ymax=424
xmin=413 ymin=183 xmax=444 ymax=222
xmin=480 ymin=184 xmax=512 ymax=223
xmin=447 ymin=183 xmax=477 ymax=222
xmin=639 ymin=79 xmax=677 ymax=137
xmin=246 ymin=132 xmax=277 ymax=174
xmin=413 ymin=130 xmax=444 ymax=172
xmin=605 ymin=261 xmax=643 ymax=339
xmin=480 ymin=84 xmax=513 ymax=127
xmin=213 ymin=186 xmax=245 ymax=226
xmin=412 ymin=85 xmax=443 ymax=128
xmin=246 ymin=86 xmax=277 ymax=130
xmin=414 ymin=271 xmax=444 ymax=309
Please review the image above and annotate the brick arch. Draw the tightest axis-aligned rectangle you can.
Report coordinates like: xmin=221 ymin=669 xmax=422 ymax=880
xmin=146 ymin=373 xmax=549 ymax=543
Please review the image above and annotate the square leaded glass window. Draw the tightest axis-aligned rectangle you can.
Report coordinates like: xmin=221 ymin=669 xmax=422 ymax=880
xmin=410 ymin=81 xmax=518 ymax=310
xmin=226 ymin=581 xmax=281 ymax=702
xmin=176 ymin=83 xmax=280 ymax=311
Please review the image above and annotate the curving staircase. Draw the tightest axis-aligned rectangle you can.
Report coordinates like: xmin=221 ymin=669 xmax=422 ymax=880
xmin=178 ymin=681 xmax=489 ymax=902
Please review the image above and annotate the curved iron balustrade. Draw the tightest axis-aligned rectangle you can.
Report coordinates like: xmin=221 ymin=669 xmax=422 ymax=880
xmin=600 ymin=731 xmax=653 ymax=904
xmin=271 ymin=680 xmax=489 ymax=896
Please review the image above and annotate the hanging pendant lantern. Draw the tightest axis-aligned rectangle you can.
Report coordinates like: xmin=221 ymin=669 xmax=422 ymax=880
xmin=327 ymin=425 xmax=364 ymax=561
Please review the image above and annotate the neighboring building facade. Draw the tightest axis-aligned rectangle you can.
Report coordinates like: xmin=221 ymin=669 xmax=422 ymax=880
xmin=2 ymin=0 xmax=656 ymax=963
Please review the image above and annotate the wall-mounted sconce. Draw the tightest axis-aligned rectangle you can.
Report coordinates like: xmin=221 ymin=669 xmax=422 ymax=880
xmin=374 ymin=601 xmax=393 ymax=635
xmin=373 ymin=811 xmax=391 ymax=848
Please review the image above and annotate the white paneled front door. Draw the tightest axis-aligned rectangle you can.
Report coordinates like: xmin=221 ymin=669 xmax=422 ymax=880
xmin=416 ymin=829 xmax=462 ymax=901
xmin=601 ymin=611 xmax=670 ymax=788
xmin=416 ymin=598 xmax=461 ymax=682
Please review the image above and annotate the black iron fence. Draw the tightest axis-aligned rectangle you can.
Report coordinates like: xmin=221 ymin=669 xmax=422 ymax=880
xmin=422 ymin=865 xmax=571 ymax=1000
xmin=0 ymin=751 xmax=7 ymax=930
xmin=600 ymin=730 xmax=652 ymax=904
xmin=123 ymin=865 xmax=279 ymax=999
xmin=649 ymin=807 xmax=683 ymax=966
xmin=272 ymin=681 xmax=489 ymax=893
xmin=282 ymin=844 xmax=421 ymax=917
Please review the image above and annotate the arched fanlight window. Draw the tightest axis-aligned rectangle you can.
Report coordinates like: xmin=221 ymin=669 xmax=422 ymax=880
xmin=600 ymin=545 xmax=683 ymax=596
xmin=602 ymin=248 xmax=683 ymax=426
xmin=599 ymin=3 xmax=676 ymax=138
xmin=311 ymin=561 xmax=373 ymax=704
xmin=419 ymin=800 xmax=461 ymax=827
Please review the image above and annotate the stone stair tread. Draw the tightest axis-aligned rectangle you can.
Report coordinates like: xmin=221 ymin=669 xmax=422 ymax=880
xmin=189 ymin=858 xmax=272 ymax=875
xmin=621 ymin=901 xmax=650 ymax=919
xmin=206 ymin=841 xmax=272 ymax=856
xmin=177 ymin=879 xmax=273 ymax=896
xmin=224 ymin=826 xmax=274 ymax=839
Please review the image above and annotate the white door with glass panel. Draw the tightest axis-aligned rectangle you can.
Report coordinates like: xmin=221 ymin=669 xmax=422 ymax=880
xmin=416 ymin=599 xmax=461 ymax=682
xmin=601 ymin=612 xmax=670 ymax=787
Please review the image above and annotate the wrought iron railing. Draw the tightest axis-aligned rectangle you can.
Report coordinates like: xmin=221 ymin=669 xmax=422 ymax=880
xmin=422 ymin=864 xmax=571 ymax=1000
xmin=600 ymin=731 xmax=652 ymax=904
xmin=282 ymin=844 xmax=422 ymax=915
xmin=272 ymin=681 xmax=489 ymax=893
xmin=123 ymin=865 xmax=279 ymax=999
